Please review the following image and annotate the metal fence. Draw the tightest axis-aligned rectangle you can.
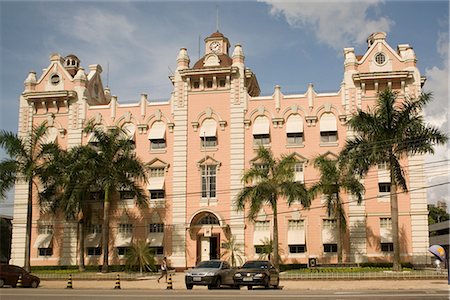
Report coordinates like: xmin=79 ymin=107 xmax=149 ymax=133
xmin=279 ymin=270 xmax=448 ymax=280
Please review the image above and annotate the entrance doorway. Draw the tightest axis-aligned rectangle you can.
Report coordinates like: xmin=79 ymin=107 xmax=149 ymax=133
xmin=198 ymin=235 xmax=219 ymax=263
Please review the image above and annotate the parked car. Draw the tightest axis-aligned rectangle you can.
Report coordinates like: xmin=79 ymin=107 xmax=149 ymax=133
xmin=185 ymin=260 xmax=238 ymax=289
xmin=0 ymin=264 xmax=40 ymax=288
xmin=233 ymin=260 xmax=279 ymax=289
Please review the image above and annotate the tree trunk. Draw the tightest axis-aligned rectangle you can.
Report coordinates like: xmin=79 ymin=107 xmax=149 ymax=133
xmin=336 ymin=208 xmax=343 ymax=264
xmin=101 ymin=189 xmax=111 ymax=273
xmin=390 ymin=178 xmax=401 ymax=272
xmin=272 ymin=196 xmax=279 ymax=269
xmin=24 ymin=180 xmax=33 ymax=272
xmin=78 ymin=220 xmax=85 ymax=272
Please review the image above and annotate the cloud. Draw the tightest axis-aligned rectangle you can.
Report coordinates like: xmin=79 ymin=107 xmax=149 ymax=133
xmin=262 ymin=0 xmax=393 ymax=50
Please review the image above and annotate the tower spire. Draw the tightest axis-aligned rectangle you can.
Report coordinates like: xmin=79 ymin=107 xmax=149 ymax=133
xmin=216 ymin=4 xmax=219 ymax=32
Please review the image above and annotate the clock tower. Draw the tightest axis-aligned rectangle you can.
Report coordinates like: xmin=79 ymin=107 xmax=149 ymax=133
xmin=205 ymin=31 xmax=229 ymax=55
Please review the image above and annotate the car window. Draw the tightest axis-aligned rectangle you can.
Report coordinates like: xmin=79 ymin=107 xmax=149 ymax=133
xmin=196 ymin=261 xmax=221 ymax=268
xmin=242 ymin=261 xmax=268 ymax=269
xmin=222 ymin=262 xmax=230 ymax=269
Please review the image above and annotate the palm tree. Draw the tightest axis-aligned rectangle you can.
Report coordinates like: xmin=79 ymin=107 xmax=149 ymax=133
xmin=340 ymin=89 xmax=447 ymax=271
xmin=309 ymin=154 xmax=365 ymax=263
xmin=125 ymin=239 xmax=156 ymax=274
xmin=235 ymin=146 xmax=310 ymax=269
xmin=220 ymin=235 xmax=244 ymax=267
xmin=39 ymin=145 xmax=98 ymax=271
xmin=256 ymin=237 xmax=284 ymax=262
xmin=0 ymin=123 xmax=60 ymax=272
xmin=84 ymin=125 xmax=149 ymax=273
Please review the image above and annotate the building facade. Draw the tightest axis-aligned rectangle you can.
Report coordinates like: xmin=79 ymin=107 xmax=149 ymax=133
xmin=10 ymin=31 xmax=430 ymax=269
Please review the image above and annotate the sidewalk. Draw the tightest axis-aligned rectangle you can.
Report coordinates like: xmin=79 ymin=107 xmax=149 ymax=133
xmin=39 ymin=272 xmax=450 ymax=291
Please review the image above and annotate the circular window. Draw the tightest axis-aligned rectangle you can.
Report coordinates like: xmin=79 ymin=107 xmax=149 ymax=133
xmin=50 ymin=74 xmax=60 ymax=85
xmin=374 ymin=53 xmax=386 ymax=65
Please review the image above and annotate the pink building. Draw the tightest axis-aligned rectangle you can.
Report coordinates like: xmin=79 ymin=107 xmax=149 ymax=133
xmin=11 ymin=31 xmax=430 ymax=269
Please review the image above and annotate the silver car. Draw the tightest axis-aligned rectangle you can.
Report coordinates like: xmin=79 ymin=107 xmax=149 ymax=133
xmin=185 ymin=260 xmax=238 ymax=289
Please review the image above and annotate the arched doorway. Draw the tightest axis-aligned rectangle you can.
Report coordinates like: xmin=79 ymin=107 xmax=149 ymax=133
xmin=189 ymin=211 xmax=224 ymax=264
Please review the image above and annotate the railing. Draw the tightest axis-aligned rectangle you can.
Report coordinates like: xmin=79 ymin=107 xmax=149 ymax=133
xmin=280 ymin=270 xmax=448 ymax=280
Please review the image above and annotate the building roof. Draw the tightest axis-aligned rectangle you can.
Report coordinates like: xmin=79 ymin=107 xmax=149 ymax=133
xmin=193 ymin=54 xmax=233 ymax=69
xmin=208 ymin=31 xmax=225 ymax=38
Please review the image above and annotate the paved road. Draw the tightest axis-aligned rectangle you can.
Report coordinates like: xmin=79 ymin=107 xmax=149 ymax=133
xmin=0 ymin=288 xmax=449 ymax=300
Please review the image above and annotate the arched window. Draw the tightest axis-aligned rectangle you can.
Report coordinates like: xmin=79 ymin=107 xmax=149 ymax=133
xmin=319 ymin=113 xmax=337 ymax=143
xmin=197 ymin=213 xmax=220 ymax=225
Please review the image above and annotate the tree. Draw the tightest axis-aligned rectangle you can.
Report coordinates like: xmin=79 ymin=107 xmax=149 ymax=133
xmin=39 ymin=145 xmax=98 ymax=271
xmin=340 ymin=89 xmax=448 ymax=271
xmin=235 ymin=146 xmax=310 ymax=269
xmin=309 ymin=154 xmax=365 ymax=263
xmin=84 ymin=125 xmax=149 ymax=273
xmin=220 ymin=235 xmax=244 ymax=267
xmin=428 ymin=204 xmax=450 ymax=225
xmin=0 ymin=123 xmax=60 ymax=272
xmin=125 ymin=239 xmax=156 ymax=274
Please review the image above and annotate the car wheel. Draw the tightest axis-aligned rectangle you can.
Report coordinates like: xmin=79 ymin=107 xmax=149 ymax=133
xmin=0 ymin=279 xmax=4 ymax=288
xmin=272 ymin=277 xmax=279 ymax=289
xmin=247 ymin=285 xmax=253 ymax=290
xmin=215 ymin=277 xmax=221 ymax=289
xmin=31 ymin=281 xmax=39 ymax=288
xmin=233 ymin=284 xmax=240 ymax=289
xmin=207 ymin=284 xmax=214 ymax=290
xmin=264 ymin=277 xmax=270 ymax=289
xmin=186 ymin=284 xmax=193 ymax=290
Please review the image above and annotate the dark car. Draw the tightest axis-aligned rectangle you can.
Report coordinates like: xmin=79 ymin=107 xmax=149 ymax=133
xmin=233 ymin=260 xmax=279 ymax=289
xmin=185 ymin=260 xmax=238 ymax=289
xmin=0 ymin=264 xmax=40 ymax=288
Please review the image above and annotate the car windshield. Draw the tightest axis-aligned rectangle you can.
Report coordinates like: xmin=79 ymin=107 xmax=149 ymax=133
xmin=242 ymin=261 xmax=269 ymax=269
xmin=196 ymin=261 xmax=221 ymax=268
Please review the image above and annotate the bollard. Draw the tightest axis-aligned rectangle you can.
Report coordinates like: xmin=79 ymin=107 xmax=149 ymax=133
xmin=166 ymin=273 xmax=173 ymax=289
xmin=17 ymin=274 xmax=23 ymax=288
xmin=66 ymin=274 xmax=73 ymax=289
xmin=114 ymin=274 xmax=121 ymax=289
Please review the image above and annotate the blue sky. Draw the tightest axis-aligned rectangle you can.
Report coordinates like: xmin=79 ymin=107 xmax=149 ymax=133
xmin=1 ymin=0 xmax=449 ymax=216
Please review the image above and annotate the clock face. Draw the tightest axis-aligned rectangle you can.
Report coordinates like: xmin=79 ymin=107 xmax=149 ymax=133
xmin=210 ymin=41 xmax=221 ymax=53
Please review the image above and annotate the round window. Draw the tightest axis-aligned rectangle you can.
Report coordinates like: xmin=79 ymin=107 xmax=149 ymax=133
xmin=50 ymin=74 xmax=60 ymax=85
xmin=374 ymin=53 xmax=386 ymax=65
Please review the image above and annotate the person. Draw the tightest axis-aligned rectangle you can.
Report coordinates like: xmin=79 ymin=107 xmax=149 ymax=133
xmin=157 ymin=257 xmax=168 ymax=283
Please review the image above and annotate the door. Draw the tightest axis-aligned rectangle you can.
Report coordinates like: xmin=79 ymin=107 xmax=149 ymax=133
xmin=209 ymin=236 xmax=219 ymax=259
xmin=200 ymin=237 xmax=210 ymax=261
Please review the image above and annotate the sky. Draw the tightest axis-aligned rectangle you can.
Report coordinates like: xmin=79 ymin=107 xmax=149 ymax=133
xmin=0 ymin=0 xmax=449 ymax=217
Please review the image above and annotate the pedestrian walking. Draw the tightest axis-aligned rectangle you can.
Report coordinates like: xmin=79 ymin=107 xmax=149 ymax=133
xmin=157 ymin=257 xmax=168 ymax=283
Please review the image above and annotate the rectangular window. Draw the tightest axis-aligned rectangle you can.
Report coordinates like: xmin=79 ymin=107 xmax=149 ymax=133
xmin=380 ymin=217 xmax=392 ymax=228
xmin=38 ymin=248 xmax=53 ymax=256
xmin=379 ymin=183 xmax=391 ymax=193
xmin=206 ymin=80 xmax=213 ymax=88
xmin=323 ymin=219 xmax=337 ymax=228
xmin=218 ymin=79 xmax=226 ymax=87
xmin=193 ymin=81 xmax=200 ymax=89
xmin=118 ymin=224 xmax=133 ymax=234
xmin=87 ymin=247 xmax=102 ymax=256
xmin=253 ymin=134 xmax=270 ymax=145
xmin=289 ymin=244 xmax=307 ymax=253
xmin=255 ymin=245 xmax=265 ymax=254
xmin=201 ymin=136 xmax=217 ymax=147
xmin=150 ymin=190 xmax=165 ymax=200
xmin=149 ymin=246 xmax=164 ymax=255
xmin=117 ymin=247 xmax=130 ymax=256
xmin=149 ymin=223 xmax=164 ymax=233
xmin=323 ymin=243 xmax=337 ymax=253
xmin=120 ymin=191 xmax=134 ymax=200
xmin=287 ymin=132 xmax=303 ymax=145
xmin=38 ymin=225 xmax=53 ymax=234
xmin=150 ymin=139 xmax=166 ymax=150
xmin=201 ymin=165 xmax=216 ymax=198
xmin=254 ymin=220 xmax=270 ymax=231
xmin=150 ymin=168 xmax=165 ymax=177
xmin=381 ymin=242 xmax=394 ymax=252
xmin=288 ymin=220 xmax=304 ymax=230
xmin=86 ymin=224 xmax=102 ymax=234
xmin=320 ymin=131 xmax=338 ymax=143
